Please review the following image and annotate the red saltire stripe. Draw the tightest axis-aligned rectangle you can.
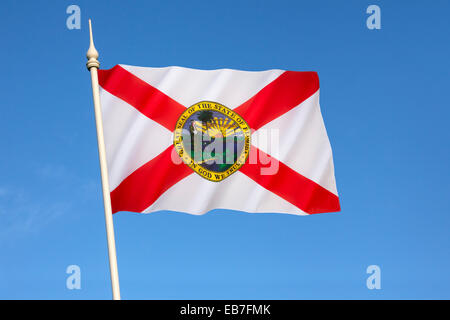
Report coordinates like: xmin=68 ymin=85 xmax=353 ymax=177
xmin=98 ymin=65 xmax=186 ymax=131
xmin=110 ymin=145 xmax=193 ymax=214
xmin=234 ymin=71 xmax=319 ymax=131
xmin=240 ymin=147 xmax=340 ymax=214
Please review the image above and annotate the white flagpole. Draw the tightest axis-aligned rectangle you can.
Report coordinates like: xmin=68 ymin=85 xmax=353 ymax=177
xmin=86 ymin=19 xmax=121 ymax=300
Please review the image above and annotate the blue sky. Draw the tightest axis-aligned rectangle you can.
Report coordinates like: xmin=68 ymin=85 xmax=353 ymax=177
xmin=0 ymin=0 xmax=449 ymax=299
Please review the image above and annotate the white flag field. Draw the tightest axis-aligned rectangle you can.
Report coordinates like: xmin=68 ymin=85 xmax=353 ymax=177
xmin=97 ymin=64 xmax=340 ymax=216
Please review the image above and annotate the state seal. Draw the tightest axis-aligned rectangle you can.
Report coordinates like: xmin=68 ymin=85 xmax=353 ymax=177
xmin=173 ymin=101 xmax=251 ymax=182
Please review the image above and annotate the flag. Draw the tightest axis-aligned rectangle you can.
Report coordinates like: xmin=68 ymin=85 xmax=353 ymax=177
xmin=97 ymin=64 xmax=340 ymax=216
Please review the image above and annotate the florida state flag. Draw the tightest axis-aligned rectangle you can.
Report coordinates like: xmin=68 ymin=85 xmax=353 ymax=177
xmin=97 ymin=64 xmax=340 ymax=216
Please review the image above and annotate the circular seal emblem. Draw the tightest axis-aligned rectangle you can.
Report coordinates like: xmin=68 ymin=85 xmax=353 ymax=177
xmin=173 ymin=101 xmax=251 ymax=182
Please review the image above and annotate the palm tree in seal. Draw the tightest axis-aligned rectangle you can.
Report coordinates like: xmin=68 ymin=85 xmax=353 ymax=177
xmin=197 ymin=110 xmax=213 ymax=123
xmin=196 ymin=110 xmax=215 ymax=163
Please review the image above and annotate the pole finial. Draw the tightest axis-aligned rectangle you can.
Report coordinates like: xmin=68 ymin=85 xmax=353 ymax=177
xmin=86 ymin=19 xmax=100 ymax=70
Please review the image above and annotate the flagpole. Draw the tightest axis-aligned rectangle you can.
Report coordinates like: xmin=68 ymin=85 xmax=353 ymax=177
xmin=86 ymin=19 xmax=121 ymax=300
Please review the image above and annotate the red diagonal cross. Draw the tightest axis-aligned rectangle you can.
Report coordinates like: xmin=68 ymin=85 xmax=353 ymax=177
xmin=98 ymin=65 xmax=340 ymax=214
